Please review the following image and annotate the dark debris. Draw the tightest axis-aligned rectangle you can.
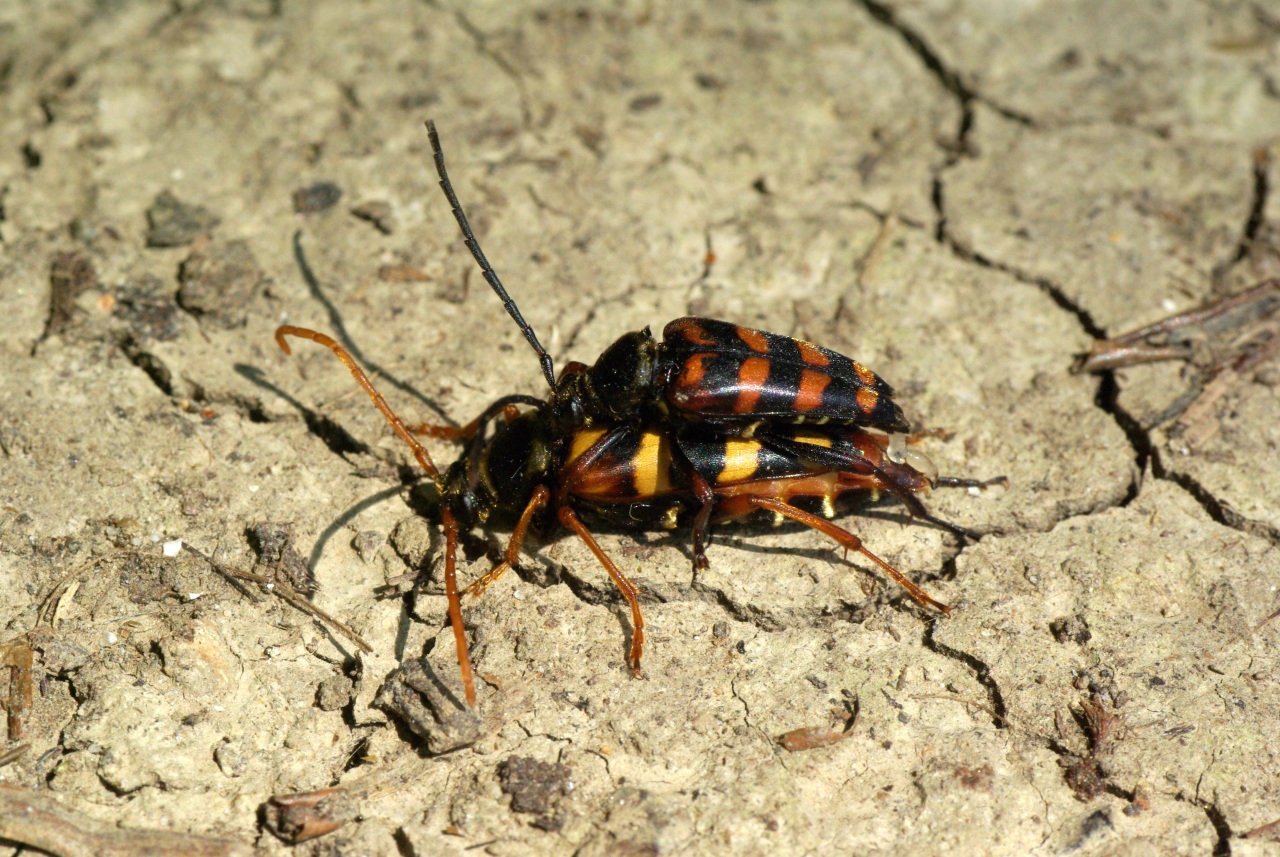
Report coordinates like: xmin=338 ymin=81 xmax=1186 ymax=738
xmin=145 ymin=190 xmax=220 ymax=248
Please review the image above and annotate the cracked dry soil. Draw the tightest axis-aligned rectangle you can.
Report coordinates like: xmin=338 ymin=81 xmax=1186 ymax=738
xmin=2 ymin=2 xmax=1279 ymax=855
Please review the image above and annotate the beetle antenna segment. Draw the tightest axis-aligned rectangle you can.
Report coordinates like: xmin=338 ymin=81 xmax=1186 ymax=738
xmin=893 ymin=486 xmax=983 ymax=542
xmin=426 ymin=120 xmax=557 ymax=389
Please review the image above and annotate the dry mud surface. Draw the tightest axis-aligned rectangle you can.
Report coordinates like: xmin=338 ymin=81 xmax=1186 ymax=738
xmin=2 ymin=2 xmax=1279 ymax=855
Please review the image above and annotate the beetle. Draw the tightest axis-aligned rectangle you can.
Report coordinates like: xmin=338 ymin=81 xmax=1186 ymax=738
xmin=415 ymin=125 xmax=908 ymax=443
xmin=274 ymin=121 xmax=998 ymax=706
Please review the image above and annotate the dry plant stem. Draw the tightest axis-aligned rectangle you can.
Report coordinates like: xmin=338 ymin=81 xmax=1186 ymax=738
xmin=777 ymin=724 xmax=856 ymax=752
xmin=0 ymin=785 xmax=252 ymax=857
xmin=778 ymin=698 xmax=859 ymax=752
xmin=262 ymin=788 xmax=351 ymax=843
xmin=1076 ymin=278 xmax=1280 ymax=372
xmin=0 ymin=744 xmax=28 ymax=768
xmin=1245 ymin=816 xmax=1280 ymax=840
xmin=911 ymin=693 xmax=1015 ymax=729
xmin=184 ymin=544 xmax=372 ymax=654
xmin=0 ymin=641 xmax=33 ymax=741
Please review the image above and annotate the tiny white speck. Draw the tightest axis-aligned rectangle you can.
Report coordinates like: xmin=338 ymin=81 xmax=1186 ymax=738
xmin=265 ymin=646 xmax=280 ymax=657
xmin=249 ymin=485 xmax=260 ymax=492
xmin=693 ymin=635 xmax=701 ymax=641
xmin=151 ymin=534 xmax=161 ymax=542
xmin=265 ymin=583 xmax=275 ymax=590
xmin=967 ymin=486 xmax=981 ymax=496
xmin=187 ymin=592 xmax=203 ymax=601
xmin=171 ymin=168 xmax=185 ymax=181
xmin=212 ymin=706 xmax=224 ymax=712
xmin=1162 ymin=299 xmax=1177 ymax=312
xmin=163 ymin=538 xmax=183 ymax=557
xmin=512 ymin=589 xmax=524 ymax=600
xmin=106 ymin=631 xmax=118 ymax=644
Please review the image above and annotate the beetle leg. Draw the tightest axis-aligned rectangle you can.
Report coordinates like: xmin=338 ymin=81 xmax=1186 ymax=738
xmin=439 ymin=507 xmax=477 ymax=707
xmin=687 ymin=468 xmax=716 ymax=571
xmin=557 ymin=507 xmax=646 ymax=676
xmin=746 ymin=496 xmax=950 ymax=615
xmin=934 ymin=475 xmax=1009 ymax=490
xmin=464 ymin=485 xmax=550 ymax=599
xmin=410 ymin=395 xmax=545 ymax=441
xmin=670 ymin=438 xmax=716 ymax=570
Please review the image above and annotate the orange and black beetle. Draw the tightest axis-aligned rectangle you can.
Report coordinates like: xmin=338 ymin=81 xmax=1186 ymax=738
xmin=275 ymin=122 xmax=998 ymax=706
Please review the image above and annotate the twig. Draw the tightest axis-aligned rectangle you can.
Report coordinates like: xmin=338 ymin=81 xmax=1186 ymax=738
xmin=0 ymin=744 xmax=28 ymax=768
xmin=0 ymin=640 xmax=33 ymax=741
xmin=185 ymin=545 xmax=372 ymax=653
xmin=0 ymin=785 xmax=251 ymax=857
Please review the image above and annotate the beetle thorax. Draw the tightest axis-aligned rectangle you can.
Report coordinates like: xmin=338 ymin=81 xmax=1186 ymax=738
xmin=548 ymin=328 xmax=660 ymax=431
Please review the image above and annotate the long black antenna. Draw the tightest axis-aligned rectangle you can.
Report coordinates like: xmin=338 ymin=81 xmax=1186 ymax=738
xmin=426 ymin=120 xmax=557 ymax=389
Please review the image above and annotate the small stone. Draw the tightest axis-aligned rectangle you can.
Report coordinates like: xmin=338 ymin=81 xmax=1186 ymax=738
xmin=351 ymin=530 xmax=385 ymax=562
xmin=390 ymin=516 xmax=434 ymax=571
xmin=498 ymin=755 xmax=571 ymax=815
xmin=145 ymin=190 xmax=220 ymax=248
xmin=177 ymin=240 xmax=263 ymax=329
xmin=214 ymin=739 xmax=248 ymax=777
xmin=113 ymin=274 xmax=183 ymax=341
xmin=45 ymin=250 xmax=97 ymax=337
xmin=375 ymin=658 xmax=481 ymax=754
xmin=292 ymin=182 xmax=343 ymax=214
xmin=316 ymin=674 xmax=354 ymax=711
xmin=248 ymin=523 xmax=315 ymax=596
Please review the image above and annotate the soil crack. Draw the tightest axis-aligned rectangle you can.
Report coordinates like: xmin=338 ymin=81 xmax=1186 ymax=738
xmin=428 ymin=0 xmax=533 ymax=130
xmin=856 ymin=0 xmax=1032 ymax=178
xmin=921 ymin=619 xmax=1008 ymax=730
xmin=1212 ymin=148 xmax=1270 ymax=287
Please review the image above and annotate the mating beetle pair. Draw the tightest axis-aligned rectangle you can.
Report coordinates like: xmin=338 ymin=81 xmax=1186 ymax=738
xmin=276 ymin=122 xmax=996 ymax=706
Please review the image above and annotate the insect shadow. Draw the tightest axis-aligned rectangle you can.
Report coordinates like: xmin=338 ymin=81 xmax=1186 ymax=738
xmin=289 ymin=230 xmax=454 ymax=426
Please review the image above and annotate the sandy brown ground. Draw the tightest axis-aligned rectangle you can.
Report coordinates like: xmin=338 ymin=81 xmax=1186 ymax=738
xmin=2 ymin=1 xmax=1279 ymax=855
